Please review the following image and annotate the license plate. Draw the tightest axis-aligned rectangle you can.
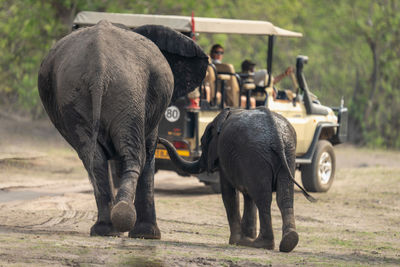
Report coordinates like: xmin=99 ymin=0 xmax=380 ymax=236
xmin=155 ymin=149 xmax=170 ymax=159
xmin=155 ymin=149 xmax=190 ymax=159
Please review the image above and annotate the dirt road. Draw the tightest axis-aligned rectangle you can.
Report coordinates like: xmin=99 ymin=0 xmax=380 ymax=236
xmin=0 ymin=116 xmax=399 ymax=266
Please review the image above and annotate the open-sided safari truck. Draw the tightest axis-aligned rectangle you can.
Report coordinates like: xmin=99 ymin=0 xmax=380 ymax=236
xmin=73 ymin=12 xmax=348 ymax=193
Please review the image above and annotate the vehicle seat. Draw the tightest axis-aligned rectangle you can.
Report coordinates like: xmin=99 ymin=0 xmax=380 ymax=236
xmin=203 ymin=63 xmax=217 ymax=103
xmin=252 ymin=70 xmax=274 ymax=104
xmin=254 ymin=69 xmax=270 ymax=87
xmin=215 ymin=63 xmax=240 ymax=107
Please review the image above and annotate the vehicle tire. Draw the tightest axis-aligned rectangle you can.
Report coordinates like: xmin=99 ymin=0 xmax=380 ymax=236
xmin=301 ymin=140 xmax=336 ymax=192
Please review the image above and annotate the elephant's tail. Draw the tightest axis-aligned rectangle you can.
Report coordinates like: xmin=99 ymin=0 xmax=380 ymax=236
xmin=275 ymin=147 xmax=317 ymax=203
xmin=263 ymin=106 xmax=317 ymax=203
xmin=87 ymin=81 xmax=104 ymax=183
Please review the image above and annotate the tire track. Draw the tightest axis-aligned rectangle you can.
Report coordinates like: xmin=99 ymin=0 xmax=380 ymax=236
xmin=26 ymin=200 xmax=96 ymax=229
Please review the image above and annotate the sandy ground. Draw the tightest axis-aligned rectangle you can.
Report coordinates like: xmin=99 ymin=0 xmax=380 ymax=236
xmin=0 ymin=115 xmax=399 ymax=266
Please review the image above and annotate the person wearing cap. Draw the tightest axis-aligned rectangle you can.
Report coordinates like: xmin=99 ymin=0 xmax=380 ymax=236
xmin=242 ymin=59 xmax=294 ymax=99
xmin=241 ymin=59 xmax=271 ymax=87
xmin=241 ymin=59 xmax=256 ymax=73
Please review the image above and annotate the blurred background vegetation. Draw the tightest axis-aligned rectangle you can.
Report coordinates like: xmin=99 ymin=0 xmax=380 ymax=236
xmin=1 ymin=0 xmax=399 ymax=148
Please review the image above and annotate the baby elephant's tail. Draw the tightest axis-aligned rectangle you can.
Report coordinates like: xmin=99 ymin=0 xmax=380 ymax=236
xmin=289 ymin=170 xmax=317 ymax=203
xmin=277 ymin=148 xmax=317 ymax=203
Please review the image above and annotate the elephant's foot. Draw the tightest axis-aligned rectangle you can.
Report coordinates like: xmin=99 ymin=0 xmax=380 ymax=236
xmin=250 ymin=237 xmax=275 ymax=250
xmin=241 ymin=220 xmax=257 ymax=239
xmin=111 ymin=200 xmax=136 ymax=232
xmin=279 ymin=229 xmax=298 ymax=253
xmin=236 ymin=236 xmax=255 ymax=247
xmin=90 ymin=222 xmax=121 ymax=237
xmin=129 ymin=222 xmax=161 ymax=239
xmin=228 ymin=232 xmax=242 ymax=245
xmin=242 ymin=228 xmax=257 ymax=239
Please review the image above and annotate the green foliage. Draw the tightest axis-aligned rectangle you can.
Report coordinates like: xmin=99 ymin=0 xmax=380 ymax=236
xmin=0 ymin=0 xmax=57 ymax=115
xmin=0 ymin=0 xmax=400 ymax=147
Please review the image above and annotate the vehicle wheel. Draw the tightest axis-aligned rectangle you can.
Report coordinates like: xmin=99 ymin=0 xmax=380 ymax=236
xmin=301 ymin=140 xmax=335 ymax=192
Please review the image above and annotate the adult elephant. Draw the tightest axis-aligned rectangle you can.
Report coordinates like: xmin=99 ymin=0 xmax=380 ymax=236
xmin=159 ymin=107 xmax=315 ymax=252
xmin=38 ymin=20 xmax=208 ymax=238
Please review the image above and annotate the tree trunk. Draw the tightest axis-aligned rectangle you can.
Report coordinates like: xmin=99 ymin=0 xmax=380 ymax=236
xmin=363 ymin=37 xmax=379 ymax=122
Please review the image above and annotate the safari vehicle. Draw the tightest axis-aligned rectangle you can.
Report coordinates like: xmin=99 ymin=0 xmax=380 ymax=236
xmin=73 ymin=12 xmax=348 ymax=193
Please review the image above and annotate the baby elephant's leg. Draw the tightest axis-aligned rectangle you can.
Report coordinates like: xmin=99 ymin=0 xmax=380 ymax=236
xmin=276 ymin=169 xmax=298 ymax=253
xmin=239 ymin=193 xmax=257 ymax=245
xmin=251 ymin=191 xmax=275 ymax=250
xmin=242 ymin=167 xmax=275 ymax=249
xmin=220 ymin=172 xmax=241 ymax=245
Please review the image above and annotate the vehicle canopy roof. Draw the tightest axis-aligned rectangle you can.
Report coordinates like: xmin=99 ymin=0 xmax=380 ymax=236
xmin=73 ymin=11 xmax=302 ymax=37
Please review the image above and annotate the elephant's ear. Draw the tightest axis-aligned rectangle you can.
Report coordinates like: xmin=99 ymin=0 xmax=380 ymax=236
xmin=214 ymin=108 xmax=232 ymax=134
xmin=200 ymin=109 xmax=231 ymax=172
xmin=200 ymin=123 xmax=219 ymax=172
xmin=133 ymin=25 xmax=209 ymax=102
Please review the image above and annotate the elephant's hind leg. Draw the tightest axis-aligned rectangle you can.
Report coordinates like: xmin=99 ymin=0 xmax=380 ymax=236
xmin=88 ymin=147 xmax=120 ymax=236
xmin=108 ymin=119 xmax=147 ymax=233
xmin=110 ymin=160 xmax=140 ymax=233
xmin=220 ymin=172 xmax=241 ymax=245
xmin=251 ymin=191 xmax=275 ymax=250
xmin=276 ymin=167 xmax=298 ymax=252
xmin=240 ymin=166 xmax=275 ymax=249
xmin=238 ymin=193 xmax=257 ymax=245
xmin=129 ymin=133 xmax=161 ymax=239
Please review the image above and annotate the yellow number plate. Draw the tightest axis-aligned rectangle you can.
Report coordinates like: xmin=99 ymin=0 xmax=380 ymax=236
xmin=155 ymin=149 xmax=170 ymax=159
xmin=155 ymin=149 xmax=190 ymax=159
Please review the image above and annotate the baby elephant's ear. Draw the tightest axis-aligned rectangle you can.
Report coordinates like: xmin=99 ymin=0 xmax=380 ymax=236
xmin=133 ymin=25 xmax=208 ymax=102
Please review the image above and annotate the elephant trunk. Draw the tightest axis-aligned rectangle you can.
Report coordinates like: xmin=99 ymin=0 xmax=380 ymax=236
xmin=158 ymin=137 xmax=205 ymax=174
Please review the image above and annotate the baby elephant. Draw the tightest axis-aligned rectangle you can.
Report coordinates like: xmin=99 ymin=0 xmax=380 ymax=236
xmin=159 ymin=107 xmax=315 ymax=252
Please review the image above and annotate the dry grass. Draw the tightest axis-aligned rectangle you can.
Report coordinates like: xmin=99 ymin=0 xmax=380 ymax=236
xmin=0 ymin=117 xmax=399 ymax=266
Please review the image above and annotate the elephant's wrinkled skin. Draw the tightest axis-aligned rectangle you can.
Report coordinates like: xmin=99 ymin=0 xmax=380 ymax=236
xmin=160 ymin=107 xmax=309 ymax=252
xmin=38 ymin=20 xmax=208 ymax=238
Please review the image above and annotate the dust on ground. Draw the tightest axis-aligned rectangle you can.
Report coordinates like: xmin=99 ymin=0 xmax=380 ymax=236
xmin=0 ymin=115 xmax=399 ymax=266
